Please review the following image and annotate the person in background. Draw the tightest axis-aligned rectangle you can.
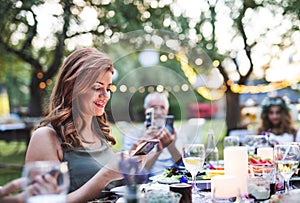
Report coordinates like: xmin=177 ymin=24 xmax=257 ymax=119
xmin=0 ymin=175 xmax=58 ymax=203
xmin=25 ymin=48 xmax=147 ymax=203
xmin=257 ymin=95 xmax=300 ymax=145
xmin=124 ymin=92 xmax=182 ymax=176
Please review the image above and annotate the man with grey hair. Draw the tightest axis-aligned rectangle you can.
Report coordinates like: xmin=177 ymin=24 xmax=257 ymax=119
xmin=123 ymin=91 xmax=181 ymax=176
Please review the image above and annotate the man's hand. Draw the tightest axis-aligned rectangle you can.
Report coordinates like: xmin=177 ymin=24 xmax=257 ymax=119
xmin=156 ymin=128 xmax=181 ymax=164
xmin=155 ymin=128 xmax=175 ymax=152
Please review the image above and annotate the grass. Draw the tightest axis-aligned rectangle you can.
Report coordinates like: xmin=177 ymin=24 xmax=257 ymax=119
xmin=0 ymin=141 xmax=26 ymax=185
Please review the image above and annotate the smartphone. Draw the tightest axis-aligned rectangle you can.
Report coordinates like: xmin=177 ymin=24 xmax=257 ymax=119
xmin=165 ymin=115 xmax=174 ymax=134
xmin=30 ymin=168 xmax=60 ymax=185
xmin=130 ymin=139 xmax=159 ymax=156
xmin=30 ymin=162 xmax=68 ymax=185
xmin=145 ymin=108 xmax=154 ymax=129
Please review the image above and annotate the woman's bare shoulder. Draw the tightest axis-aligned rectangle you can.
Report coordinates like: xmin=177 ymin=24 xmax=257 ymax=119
xmin=30 ymin=126 xmax=60 ymax=142
xmin=26 ymin=126 xmax=62 ymax=162
xmin=32 ymin=126 xmax=57 ymax=136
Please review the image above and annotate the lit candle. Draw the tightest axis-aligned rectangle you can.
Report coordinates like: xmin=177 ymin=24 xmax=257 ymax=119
xmin=211 ymin=175 xmax=239 ymax=199
xmin=257 ymin=147 xmax=273 ymax=160
xmin=224 ymin=146 xmax=248 ymax=196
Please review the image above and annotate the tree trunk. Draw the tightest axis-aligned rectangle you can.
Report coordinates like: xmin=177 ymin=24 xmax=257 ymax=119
xmin=28 ymin=73 xmax=43 ymax=117
xmin=225 ymin=90 xmax=241 ymax=131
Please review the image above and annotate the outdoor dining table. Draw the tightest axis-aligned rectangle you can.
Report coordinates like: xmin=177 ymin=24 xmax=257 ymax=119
xmin=106 ymin=165 xmax=300 ymax=203
xmin=111 ymin=181 xmax=300 ymax=203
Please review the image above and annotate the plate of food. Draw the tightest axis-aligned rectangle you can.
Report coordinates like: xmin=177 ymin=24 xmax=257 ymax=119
xmin=149 ymin=167 xmax=217 ymax=184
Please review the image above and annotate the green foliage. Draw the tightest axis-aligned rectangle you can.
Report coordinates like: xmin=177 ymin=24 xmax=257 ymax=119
xmin=0 ymin=50 xmax=31 ymax=109
xmin=0 ymin=0 xmax=299 ymax=126
xmin=0 ymin=168 xmax=22 ymax=186
xmin=0 ymin=141 xmax=26 ymax=185
xmin=0 ymin=0 xmax=194 ymax=116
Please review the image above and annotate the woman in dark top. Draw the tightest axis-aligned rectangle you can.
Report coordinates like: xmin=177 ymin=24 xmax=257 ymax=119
xmin=25 ymin=48 xmax=144 ymax=203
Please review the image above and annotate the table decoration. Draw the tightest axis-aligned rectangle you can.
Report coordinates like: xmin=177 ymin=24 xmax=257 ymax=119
xmin=182 ymin=144 xmax=205 ymax=194
xmin=224 ymin=146 xmax=248 ymax=196
xmin=274 ymin=144 xmax=300 ymax=193
xmin=223 ymin=136 xmax=240 ymax=148
xmin=118 ymin=153 xmax=148 ymax=203
xmin=211 ymin=175 xmax=239 ymax=202
xmin=142 ymin=190 xmax=181 ymax=203
xmin=270 ymin=188 xmax=300 ymax=203
xmin=257 ymin=147 xmax=273 ymax=160
xmin=247 ymin=163 xmax=275 ymax=201
xmin=169 ymin=183 xmax=192 ymax=203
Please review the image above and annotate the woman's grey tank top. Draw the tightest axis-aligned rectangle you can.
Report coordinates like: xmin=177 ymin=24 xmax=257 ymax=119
xmin=63 ymin=145 xmax=114 ymax=193
xmin=54 ymin=131 xmax=114 ymax=194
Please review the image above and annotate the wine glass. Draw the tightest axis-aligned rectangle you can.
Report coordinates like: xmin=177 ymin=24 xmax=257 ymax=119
xmin=274 ymin=144 xmax=300 ymax=193
xmin=223 ymin=136 xmax=240 ymax=148
xmin=242 ymin=135 xmax=257 ymax=154
xmin=182 ymin=144 xmax=205 ymax=195
xmin=22 ymin=161 xmax=70 ymax=203
xmin=243 ymin=135 xmax=268 ymax=154
xmin=255 ymin=135 xmax=269 ymax=148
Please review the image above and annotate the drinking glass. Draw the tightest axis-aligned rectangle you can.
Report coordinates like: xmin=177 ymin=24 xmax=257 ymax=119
xmin=182 ymin=144 xmax=205 ymax=195
xmin=274 ymin=144 xmax=300 ymax=193
xmin=243 ymin=135 xmax=268 ymax=154
xmin=242 ymin=135 xmax=257 ymax=154
xmin=22 ymin=161 xmax=70 ymax=203
xmin=223 ymin=136 xmax=240 ymax=148
xmin=255 ymin=135 xmax=269 ymax=148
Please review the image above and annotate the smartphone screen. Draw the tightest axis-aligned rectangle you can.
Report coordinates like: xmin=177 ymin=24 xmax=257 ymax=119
xmin=165 ymin=115 xmax=174 ymax=134
xmin=138 ymin=141 xmax=157 ymax=155
xmin=145 ymin=108 xmax=154 ymax=129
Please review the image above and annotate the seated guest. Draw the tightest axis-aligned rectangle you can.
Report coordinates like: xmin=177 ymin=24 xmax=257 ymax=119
xmin=0 ymin=174 xmax=58 ymax=203
xmin=25 ymin=48 xmax=149 ymax=203
xmin=257 ymin=95 xmax=300 ymax=145
xmin=123 ymin=92 xmax=182 ymax=176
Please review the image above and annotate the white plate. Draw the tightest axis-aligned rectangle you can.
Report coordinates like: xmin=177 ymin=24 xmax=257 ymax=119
xmin=149 ymin=174 xmax=211 ymax=184
xmin=111 ymin=185 xmax=128 ymax=196
xmin=110 ymin=183 xmax=169 ymax=196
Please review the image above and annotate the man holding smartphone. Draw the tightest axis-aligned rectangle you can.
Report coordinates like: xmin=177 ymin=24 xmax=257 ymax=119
xmin=124 ymin=92 xmax=182 ymax=176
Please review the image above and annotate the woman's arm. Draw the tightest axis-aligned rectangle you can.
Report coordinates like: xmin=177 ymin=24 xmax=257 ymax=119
xmin=27 ymin=128 xmax=124 ymax=203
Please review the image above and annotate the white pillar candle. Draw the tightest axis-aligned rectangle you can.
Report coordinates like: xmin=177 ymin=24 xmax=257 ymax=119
xmin=224 ymin=146 xmax=248 ymax=196
xmin=257 ymin=147 xmax=273 ymax=160
xmin=211 ymin=175 xmax=239 ymax=199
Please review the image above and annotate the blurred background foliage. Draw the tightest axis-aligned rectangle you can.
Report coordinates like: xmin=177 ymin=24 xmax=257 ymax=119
xmin=1 ymin=0 xmax=300 ymax=129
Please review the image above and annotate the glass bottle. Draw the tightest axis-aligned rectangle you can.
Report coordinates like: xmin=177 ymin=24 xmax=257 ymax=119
xmin=205 ymin=129 xmax=219 ymax=167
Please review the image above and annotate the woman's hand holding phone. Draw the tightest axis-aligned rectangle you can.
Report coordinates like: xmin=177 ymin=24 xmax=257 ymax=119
xmin=129 ymin=139 xmax=159 ymax=156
